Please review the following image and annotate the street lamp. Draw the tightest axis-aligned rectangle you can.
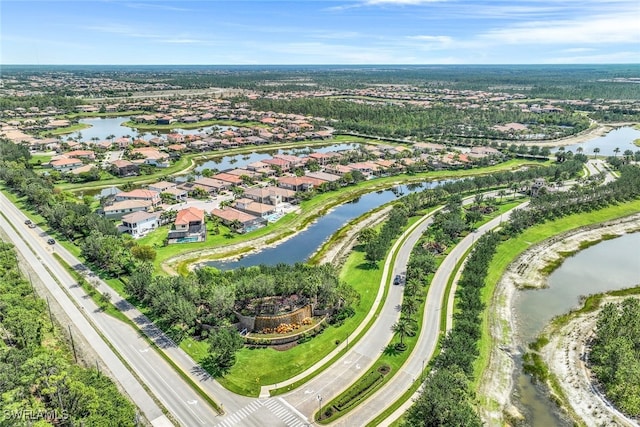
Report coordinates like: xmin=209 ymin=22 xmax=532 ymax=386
xmin=317 ymin=394 xmax=322 ymax=416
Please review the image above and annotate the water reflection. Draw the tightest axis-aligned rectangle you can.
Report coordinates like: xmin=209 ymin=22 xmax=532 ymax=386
xmin=513 ymin=232 xmax=640 ymax=425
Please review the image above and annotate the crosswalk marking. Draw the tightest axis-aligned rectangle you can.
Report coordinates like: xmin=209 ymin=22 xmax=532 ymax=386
xmin=214 ymin=397 xmax=308 ymax=427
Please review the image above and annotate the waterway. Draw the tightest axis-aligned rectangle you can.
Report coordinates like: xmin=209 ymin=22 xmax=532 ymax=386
xmin=69 ymin=116 xmax=232 ymax=141
xmin=207 ymin=182 xmax=434 ymax=270
xmin=553 ymin=126 xmax=640 ymax=157
xmin=513 ymin=232 xmax=640 ymax=426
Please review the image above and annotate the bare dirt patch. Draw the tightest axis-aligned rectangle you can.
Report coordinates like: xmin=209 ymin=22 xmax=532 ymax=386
xmin=542 ymin=297 xmax=639 ymax=427
xmin=478 ymin=214 xmax=640 ymax=426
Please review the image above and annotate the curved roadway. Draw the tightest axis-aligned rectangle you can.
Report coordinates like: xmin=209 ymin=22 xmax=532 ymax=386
xmin=5 ymin=162 xmax=609 ymax=427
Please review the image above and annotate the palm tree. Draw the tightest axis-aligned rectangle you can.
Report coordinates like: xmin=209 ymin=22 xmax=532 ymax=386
xmin=576 ymin=146 xmax=584 ymax=155
xmin=510 ymin=182 xmax=519 ymax=199
xmin=593 ymin=147 xmax=600 ymax=158
xmin=401 ymin=298 xmax=419 ymax=323
xmin=613 ymin=147 xmax=620 ymax=157
xmin=392 ymin=319 xmax=414 ymax=350
xmin=230 ymin=219 xmax=243 ymax=232
xmin=497 ymin=189 xmax=507 ymax=202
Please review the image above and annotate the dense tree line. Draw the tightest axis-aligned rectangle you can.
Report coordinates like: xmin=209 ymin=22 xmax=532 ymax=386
xmin=503 ymin=165 xmax=640 ymax=237
xmin=245 ymin=97 xmax=590 ymax=140
xmin=5 ymin=64 xmax=631 ymax=99
xmin=125 ymin=262 xmax=356 ymax=372
xmin=0 ymin=241 xmax=137 ymax=426
xmin=404 ymin=233 xmax=500 ymax=427
xmin=363 ymin=205 xmax=409 ymax=264
xmin=590 ymin=298 xmax=640 ymax=416
xmin=0 ymin=95 xmax=82 ymax=111
xmin=405 ymin=165 xmax=640 ymax=425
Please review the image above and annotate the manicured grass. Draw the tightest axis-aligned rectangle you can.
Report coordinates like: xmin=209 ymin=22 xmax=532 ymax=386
xmin=195 ymin=243 xmax=386 ymax=397
xmin=42 ymin=122 xmax=91 ymax=136
xmin=29 ymin=153 xmax=55 ymax=165
xmin=473 ymin=199 xmax=640 ymax=393
xmin=57 ymin=137 xmax=371 ymax=193
xmin=320 ymin=199 xmax=518 ymax=422
xmin=163 ymin=160 xmax=541 ymax=268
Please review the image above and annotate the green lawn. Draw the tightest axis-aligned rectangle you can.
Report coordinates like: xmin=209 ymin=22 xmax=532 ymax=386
xmin=181 ymin=244 xmax=386 ymax=396
xmin=161 ymin=159 xmax=543 ymax=269
xmin=319 ymin=198 xmax=523 ymax=422
xmin=474 ymin=198 xmax=640 ymax=395
xmin=42 ymin=122 xmax=91 ymax=136
xmin=29 ymin=153 xmax=55 ymax=166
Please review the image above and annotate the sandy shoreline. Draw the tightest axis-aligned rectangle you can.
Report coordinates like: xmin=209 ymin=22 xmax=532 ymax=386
xmin=478 ymin=213 xmax=640 ymax=426
xmin=498 ymin=122 xmax=637 ymax=148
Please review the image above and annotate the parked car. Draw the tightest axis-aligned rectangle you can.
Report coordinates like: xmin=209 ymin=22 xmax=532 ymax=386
xmin=47 ymin=238 xmax=56 ymax=245
xmin=393 ymin=274 xmax=406 ymax=285
xmin=28 ymin=222 xmax=36 ymax=228
xmin=24 ymin=219 xmax=32 ymax=225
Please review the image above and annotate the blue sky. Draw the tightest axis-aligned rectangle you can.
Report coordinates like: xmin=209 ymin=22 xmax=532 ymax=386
xmin=1 ymin=0 xmax=639 ymax=64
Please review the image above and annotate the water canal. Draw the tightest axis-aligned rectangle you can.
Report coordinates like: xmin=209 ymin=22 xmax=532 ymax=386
xmin=513 ymin=232 xmax=640 ymax=426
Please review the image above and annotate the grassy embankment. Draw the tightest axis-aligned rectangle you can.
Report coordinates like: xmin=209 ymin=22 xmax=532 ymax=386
xmin=57 ymin=135 xmax=372 ymax=193
xmin=160 ymin=159 xmax=544 ymax=272
xmin=474 ymin=199 xmax=640 ymax=411
xmin=318 ymin=199 xmax=524 ymax=423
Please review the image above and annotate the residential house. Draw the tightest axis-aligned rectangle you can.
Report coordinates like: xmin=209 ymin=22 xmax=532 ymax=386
xmin=233 ymin=198 xmax=276 ymax=218
xmin=115 ymin=189 xmax=161 ymax=206
xmin=210 ymin=207 xmax=267 ymax=233
xmin=277 ymin=175 xmax=324 ymax=192
xmin=115 ymin=137 xmax=131 ymax=149
xmin=161 ymin=187 xmax=188 ymax=201
xmin=110 ymin=159 xmax=139 ymax=177
xmin=212 ymin=172 xmax=243 ymax=186
xmin=131 ymin=147 xmax=170 ymax=167
xmin=180 ymin=177 xmax=230 ymax=195
xmin=148 ymin=181 xmax=177 ymax=193
xmin=49 ymin=157 xmax=83 ymax=172
xmin=243 ymin=186 xmax=296 ymax=205
xmin=262 ymin=157 xmax=292 ymax=172
xmin=103 ymin=200 xmax=152 ymax=219
xmin=64 ymin=150 xmax=96 ymax=160
xmin=167 ymin=207 xmax=206 ymax=244
xmin=305 ymin=171 xmax=342 ymax=183
xmin=166 ymin=133 xmax=185 ymax=144
xmin=324 ymin=164 xmax=354 ymax=176
xmin=120 ymin=211 xmax=158 ymax=238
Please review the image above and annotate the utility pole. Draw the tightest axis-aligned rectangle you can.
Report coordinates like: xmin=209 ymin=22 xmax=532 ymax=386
xmin=68 ymin=325 xmax=78 ymax=362
xmin=46 ymin=296 xmax=55 ymax=331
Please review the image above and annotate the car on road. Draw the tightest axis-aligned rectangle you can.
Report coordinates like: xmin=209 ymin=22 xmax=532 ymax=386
xmin=24 ymin=219 xmax=32 ymax=225
xmin=28 ymin=222 xmax=36 ymax=228
xmin=47 ymin=238 xmax=56 ymax=245
xmin=393 ymin=274 xmax=406 ymax=285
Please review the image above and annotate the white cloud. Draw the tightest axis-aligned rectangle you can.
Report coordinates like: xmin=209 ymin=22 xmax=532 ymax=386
xmin=407 ymin=35 xmax=452 ymax=43
xmin=481 ymin=13 xmax=640 ymax=45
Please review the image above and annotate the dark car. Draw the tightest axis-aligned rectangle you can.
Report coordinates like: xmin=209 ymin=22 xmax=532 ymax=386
xmin=393 ymin=274 xmax=406 ymax=285
xmin=24 ymin=219 xmax=32 ymax=225
xmin=47 ymin=238 xmax=56 ymax=245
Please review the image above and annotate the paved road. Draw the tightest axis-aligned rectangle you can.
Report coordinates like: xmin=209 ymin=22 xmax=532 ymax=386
xmin=1 ymin=192 xmax=310 ymax=427
xmin=0 ymin=196 xmax=171 ymax=426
